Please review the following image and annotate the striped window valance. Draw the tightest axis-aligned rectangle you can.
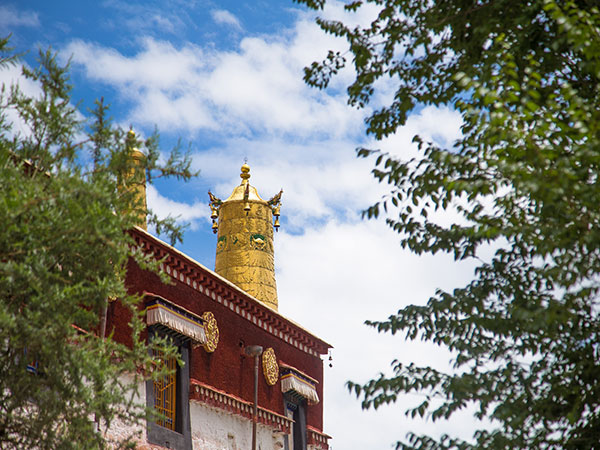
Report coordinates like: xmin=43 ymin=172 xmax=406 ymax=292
xmin=145 ymin=293 xmax=206 ymax=345
xmin=280 ymin=363 xmax=319 ymax=405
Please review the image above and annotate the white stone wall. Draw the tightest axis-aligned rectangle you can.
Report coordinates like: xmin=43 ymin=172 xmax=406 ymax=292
xmin=103 ymin=374 xmax=149 ymax=448
xmin=190 ymin=401 xmax=285 ymax=450
xmin=105 ymin=377 xmax=287 ymax=450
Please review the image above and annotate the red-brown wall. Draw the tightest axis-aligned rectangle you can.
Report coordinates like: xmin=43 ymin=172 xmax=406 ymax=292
xmin=109 ymin=241 xmax=328 ymax=431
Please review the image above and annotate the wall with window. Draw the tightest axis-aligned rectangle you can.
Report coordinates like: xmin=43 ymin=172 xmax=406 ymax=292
xmin=145 ymin=332 xmax=192 ymax=450
xmin=106 ymin=229 xmax=331 ymax=450
xmin=104 ymin=374 xmax=290 ymax=450
xmin=120 ymin=251 xmax=328 ymax=432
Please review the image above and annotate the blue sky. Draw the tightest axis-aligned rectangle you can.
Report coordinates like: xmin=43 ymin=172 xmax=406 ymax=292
xmin=2 ymin=1 xmax=481 ymax=448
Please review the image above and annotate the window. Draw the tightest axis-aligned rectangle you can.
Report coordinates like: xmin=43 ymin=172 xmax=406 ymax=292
xmin=152 ymin=349 xmax=177 ymax=430
xmin=146 ymin=331 xmax=192 ymax=450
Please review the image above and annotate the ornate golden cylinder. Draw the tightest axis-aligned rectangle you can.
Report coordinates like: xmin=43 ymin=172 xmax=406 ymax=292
xmin=214 ymin=165 xmax=278 ymax=310
xmin=120 ymin=130 xmax=147 ymax=230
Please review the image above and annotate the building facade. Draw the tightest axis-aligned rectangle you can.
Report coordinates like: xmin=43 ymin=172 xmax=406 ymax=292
xmin=107 ymin=163 xmax=331 ymax=450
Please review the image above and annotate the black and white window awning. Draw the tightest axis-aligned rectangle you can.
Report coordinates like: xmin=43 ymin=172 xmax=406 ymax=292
xmin=145 ymin=293 xmax=206 ymax=345
xmin=280 ymin=363 xmax=319 ymax=405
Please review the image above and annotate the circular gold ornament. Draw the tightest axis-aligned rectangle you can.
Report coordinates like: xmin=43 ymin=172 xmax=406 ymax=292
xmin=202 ymin=311 xmax=219 ymax=353
xmin=262 ymin=347 xmax=278 ymax=386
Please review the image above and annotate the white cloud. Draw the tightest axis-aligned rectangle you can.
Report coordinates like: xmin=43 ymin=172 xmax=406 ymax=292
xmin=132 ymin=14 xmax=177 ymax=34
xmin=190 ymin=101 xmax=462 ymax=230
xmin=62 ymin=10 xmax=363 ymax=139
xmin=211 ymin=9 xmax=242 ymax=31
xmin=64 ymin=38 xmax=209 ymax=89
xmin=189 ymin=135 xmax=387 ymax=232
xmin=0 ymin=5 xmax=40 ymax=29
xmin=100 ymin=0 xmax=187 ymax=36
xmin=0 ymin=64 xmax=42 ymax=138
xmin=276 ymin=218 xmax=481 ymax=449
xmin=373 ymin=105 xmax=463 ymax=162
xmin=0 ymin=63 xmax=89 ymax=141
xmin=319 ymin=0 xmax=382 ymax=29
xmin=146 ymin=184 xmax=207 ymax=231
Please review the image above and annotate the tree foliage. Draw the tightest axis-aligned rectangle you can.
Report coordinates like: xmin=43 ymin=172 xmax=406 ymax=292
xmin=296 ymin=0 xmax=600 ymax=448
xmin=0 ymin=37 xmax=195 ymax=449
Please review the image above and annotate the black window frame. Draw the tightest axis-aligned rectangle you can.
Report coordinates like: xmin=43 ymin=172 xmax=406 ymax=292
xmin=146 ymin=329 xmax=192 ymax=450
xmin=283 ymin=394 xmax=307 ymax=450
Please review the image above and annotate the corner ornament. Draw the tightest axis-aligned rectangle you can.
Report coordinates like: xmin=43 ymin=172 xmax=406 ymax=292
xmin=262 ymin=347 xmax=279 ymax=386
xmin=202 ymin=311 xmax=219 ymax=353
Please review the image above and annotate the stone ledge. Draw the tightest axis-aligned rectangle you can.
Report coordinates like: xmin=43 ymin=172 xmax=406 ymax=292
xmin=189 ymin=378 xmax=292 ymax=434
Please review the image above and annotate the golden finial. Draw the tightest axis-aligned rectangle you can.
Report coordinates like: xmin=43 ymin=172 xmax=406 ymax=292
xmin=126 ymin=129 xmax=144 ymax=160
xmin=240 ymin=163 xmax=251 ymax=182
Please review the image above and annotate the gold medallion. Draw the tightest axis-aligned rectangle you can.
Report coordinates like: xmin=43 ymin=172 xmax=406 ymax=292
xmin=262 ymin=347 xmax=279 ymax=386
xmin=202 ymin=311 xmax=219 ymax=353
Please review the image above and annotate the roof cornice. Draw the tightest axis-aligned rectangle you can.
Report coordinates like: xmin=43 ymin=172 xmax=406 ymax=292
xmin=130 ymin=227 xmax=332 ymax=356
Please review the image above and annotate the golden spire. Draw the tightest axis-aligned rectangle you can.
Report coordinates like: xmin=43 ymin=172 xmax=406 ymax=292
xmin=209 ymin=164 xmax=283 ymax=310
xmin=122 ymin=129 xmax=147 ymax=230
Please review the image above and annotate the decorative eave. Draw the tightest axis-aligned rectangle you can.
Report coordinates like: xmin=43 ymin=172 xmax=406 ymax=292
xmin=307 ymin=426 xmax=331 ymax=450
xmin=130 ymin=226 xmax=332 ymax=357
xmin=280 ymin=362 xmax=320 ymax=405
xmin=190 ymin=379 xmax=292 ymax=434
xmin=279 ymin=362 xmax=319 ymax=385
xmin=144 ymin=293 xmax=206 ymax=345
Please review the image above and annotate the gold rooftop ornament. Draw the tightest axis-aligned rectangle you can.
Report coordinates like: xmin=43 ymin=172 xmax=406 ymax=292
xmin=120 ymin=129 xmax=147 ymax=230
xmin=208 ymin=164 xmax=283 ymax=310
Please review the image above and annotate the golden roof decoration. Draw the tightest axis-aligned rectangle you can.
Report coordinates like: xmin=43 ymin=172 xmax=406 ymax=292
xmin=208 ymin=163 xmax=283 ymax=310
xmin=121 ymin=129 xmax=147 ymax=230
xmin=223 ymin=163 xmax=264 ymax=203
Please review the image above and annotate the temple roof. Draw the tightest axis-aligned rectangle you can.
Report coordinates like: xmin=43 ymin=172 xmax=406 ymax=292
xmin=130 ymin=225 xmax=332 ymax=354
